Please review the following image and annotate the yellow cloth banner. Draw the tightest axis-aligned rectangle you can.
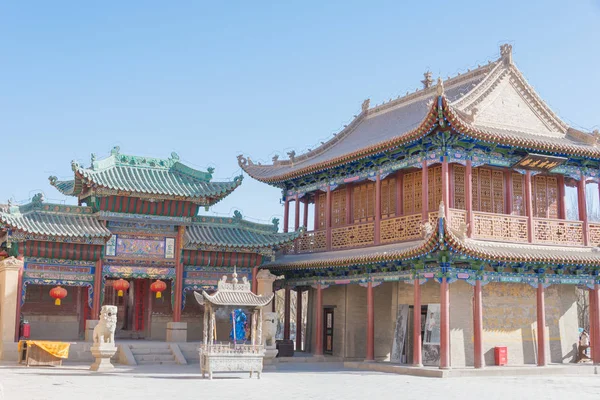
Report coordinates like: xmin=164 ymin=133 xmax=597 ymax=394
xmin=18 ymin=340 xmax=71 ymax=359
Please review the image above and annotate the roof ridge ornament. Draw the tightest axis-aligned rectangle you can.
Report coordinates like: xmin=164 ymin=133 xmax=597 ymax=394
xmin=436 ymin=77 xmax=445 ymax=96
xmin=421 ymin=71 xmax=433 ymax=89
xmin=500 ymin=43 xmax=513 ymax=65
xmin=361 ymin=98 xmax=370 ymax=112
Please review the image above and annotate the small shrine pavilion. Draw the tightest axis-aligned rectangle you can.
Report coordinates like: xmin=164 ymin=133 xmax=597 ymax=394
xmin=0 ymin=147 xmax=299 ymax=358
xmin=239 ymin=44 xmax=600 ymax=368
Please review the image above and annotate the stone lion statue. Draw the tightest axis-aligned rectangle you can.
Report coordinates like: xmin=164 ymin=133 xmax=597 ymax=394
xmin=93 ymin=305 xmax=117 ymax=345
xmin=262 ymin=311 xmax=278 ymax=349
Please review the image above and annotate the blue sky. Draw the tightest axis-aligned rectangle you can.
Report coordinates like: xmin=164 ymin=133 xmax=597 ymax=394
xmin=2 ymin=1 xmax=599 ymax=227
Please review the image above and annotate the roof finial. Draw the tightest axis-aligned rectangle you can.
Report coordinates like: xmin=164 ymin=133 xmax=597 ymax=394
xmin=421 ymin=71 xmax=433 ymax=89
xmin=500 ymin=43 xmax=513 ymax=65
xmin=436 ymin=77 xmax=444 ymax=96
xmin=232 ymin=266 xmax=238 ymax=285
xmin=361 ymin=98 xmax=370 ymax=112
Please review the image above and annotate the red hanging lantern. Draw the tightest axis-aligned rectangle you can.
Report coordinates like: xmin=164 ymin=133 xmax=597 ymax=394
xmin=113 ymin=279 xmax=130 ymax=297
xmin=150 ymin=280 xmax=167 ymax=299
xmin=49 ymin=286 xmax=67 ymax=306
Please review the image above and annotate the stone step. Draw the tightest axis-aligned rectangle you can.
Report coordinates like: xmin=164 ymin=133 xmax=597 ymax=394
xmin=137 ymin=359 xmax=178 ymax=365
xmin=134 ymin=354 xmax=176 ymax=363
xmin=128 ymin=343 xmax=170 ymax=349
xmin=129 ymin=347 xmax=172 ymax=355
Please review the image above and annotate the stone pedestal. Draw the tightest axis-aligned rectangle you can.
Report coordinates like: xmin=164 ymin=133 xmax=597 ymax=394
xmin=263 ymin=348 xmax=279 ymax=368
xmin=90 ymin=344 xmax=117 ymax=372
xmin=85 ymin=320 xmax=99 ymax=342
xmin=0 ymin=257 xmax=23 ymax=361
xmin=166 ymin=322 xmax=187 ymax=342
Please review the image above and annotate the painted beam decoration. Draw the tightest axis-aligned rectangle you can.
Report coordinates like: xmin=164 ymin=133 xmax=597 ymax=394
xmin=101 ymin=265 xmax=176 ymax=308
xmin=21 ymin=257 xmax=95 ymax=308
xmin=512 ymin=153 xmax=567 ymax=172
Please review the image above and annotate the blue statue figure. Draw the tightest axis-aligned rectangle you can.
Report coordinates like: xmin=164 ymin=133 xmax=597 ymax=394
xmin=230 ymin=309 xmax=247 ymax=342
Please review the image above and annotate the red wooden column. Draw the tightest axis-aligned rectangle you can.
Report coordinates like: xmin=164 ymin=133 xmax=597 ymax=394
xmin=325 ymin=187 xmax=332 ymax=250
xmin=296 ymin=288 xmax=303 ymax=351
xmin=366 ymin=281 xmax=375 ymax=361
xmin=374 ymin=174 xmax=382 ymax=245
xmin=303 ymin=199 xmax=309 ymax=229
xmin=591 ymin=285 xmax=600 ymax=364
xmin=536 ymin=282 xmax=547 ymax=366
xmin=314 ymin=194 xmax=320 ymax=230
xmin=92 ymin=258 xmax=103 ymax=318
xmin=421 ymin=161 xmax=429 ymax=222
xmin=589 ymin=289 xmax=595 ymax=361
xmin=294 ymin=194 xmax=301 ymax=231
xmin=557 ymin=175 xmax=567 ymax=220
xmin=473 ymin=280 xmax=484 ymax=368
xmin=314 ymin=284 xmax=324 ymax=356
xmin=578 ymin=174 xmax=589 ymax=246
xmin=505 ymin=169 xmax=513 ymax=215
xmin=173 ymin=225 xmax=185 ymax=322
xmin=413 ymin=279 xmax=423 ymax=367
xmin=465 ymin=160 xmax=474 ymax=237
xmin=283 ymin=286 xmax=291 ymax=340
xmin=525 ymin=171 xmax=534 ymax=243
xmin=251 ymin=266 xmax=258 ymax=294
xmin=283 ymin=197 xmax=290 ymax=233
xmin=441 ymin=157 xmax=450 ymax=216
xmin=439 ymin=277 xmax=450 ymax=369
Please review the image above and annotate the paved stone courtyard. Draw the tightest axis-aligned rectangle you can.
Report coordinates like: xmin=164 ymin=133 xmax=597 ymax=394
xmin=0 ymin=363 xmax=599 ymax=400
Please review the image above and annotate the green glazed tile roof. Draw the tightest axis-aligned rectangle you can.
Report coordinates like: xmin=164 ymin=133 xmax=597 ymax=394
xmin=49 ymin=147 xmax=242 ymax=201
xmin=187 ymin=211 xmax=301 ymax=249
xmin=0 ymin=194 xmax=111 ymax=238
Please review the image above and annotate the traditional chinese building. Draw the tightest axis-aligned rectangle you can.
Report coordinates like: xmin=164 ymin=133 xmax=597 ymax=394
xmin=0 ymin=147 xmax=299 ymax=358
xmin=239 ymin=44 xmax=600 ymax=368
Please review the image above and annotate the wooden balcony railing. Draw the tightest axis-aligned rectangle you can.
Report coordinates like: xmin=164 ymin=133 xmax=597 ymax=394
xmin=380 ymin=213 xmax=422 ymax=244
xmin=331 ymin=222 xmax=375 ymax=249
xmin=472 ymin=211 xmax=529 ymax=242
xmin=589 ymin=223 xmax=600 ymax=247
xmin=290 ymin=211 xmax=595 ymax=254
xmin=533 ymin=218 xmax=584 ymax=246
xmin=296 ymin=230 xmax=327 ymax=253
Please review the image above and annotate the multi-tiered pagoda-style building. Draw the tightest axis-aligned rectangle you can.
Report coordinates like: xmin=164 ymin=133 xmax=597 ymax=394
xmin=240 ymin=44 xmax=600 ymax=368
xmin=0 ymin=147 xmax=299 ymax=358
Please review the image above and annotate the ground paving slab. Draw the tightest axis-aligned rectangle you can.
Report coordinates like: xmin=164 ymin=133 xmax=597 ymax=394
xmin=0 ymin=362 xmax=599 ymax=400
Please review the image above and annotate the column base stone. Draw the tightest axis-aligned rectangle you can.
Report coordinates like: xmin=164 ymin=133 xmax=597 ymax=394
xmin=166 ymin=322 xmax=187 ymax=342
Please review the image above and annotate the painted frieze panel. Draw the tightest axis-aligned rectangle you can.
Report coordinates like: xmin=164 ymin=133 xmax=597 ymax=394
xmin=105 ymin=234 xmax=175 ymax=259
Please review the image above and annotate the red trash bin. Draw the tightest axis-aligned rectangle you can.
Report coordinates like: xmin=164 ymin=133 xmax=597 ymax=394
xmin=494 ymin=346 xmax=507 ymax=366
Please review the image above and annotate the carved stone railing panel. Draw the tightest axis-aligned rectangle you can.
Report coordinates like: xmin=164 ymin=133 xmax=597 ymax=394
xmin=472 ymin=211 xmax=528 ymax=242
xmin=296 ymin=230 xmax=327 ymax=253
xmin=331 ymin=222 xmax=374 ymax=249
xmin=533 ymin=218 xmax=584 ymax=246
xmin=589 ymin=223 xmax=600 ymax=247
xmin=380 ymin=213 xmax=422 ymax=244
xmin=448 ymin=208 xmax=467 ymax=231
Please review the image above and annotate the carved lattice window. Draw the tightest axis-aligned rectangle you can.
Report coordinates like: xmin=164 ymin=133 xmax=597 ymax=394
xmin=403 ymin=171 xmax=422 ymax=215
xmin=453 ymin=165 xmax=466 ymax=210
xmin=332 ymin=188 xmax=347 ymax=227
xmin=533 ymin=175 xmax=559 ymax=219
xmin=428 ymin=166 xmax=442 ymax=211
xmin=512 ymin=173 xmax=525 ymax=216
xmin=318 ymin=193 xmax=326 ymax=230
xmin=381 ymin=177 xmax=397 ymax=218
xmin=353 ymin=181 xmax=375 ymax=222
xmin=472 ymin=167 xmax=505 ymax=214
